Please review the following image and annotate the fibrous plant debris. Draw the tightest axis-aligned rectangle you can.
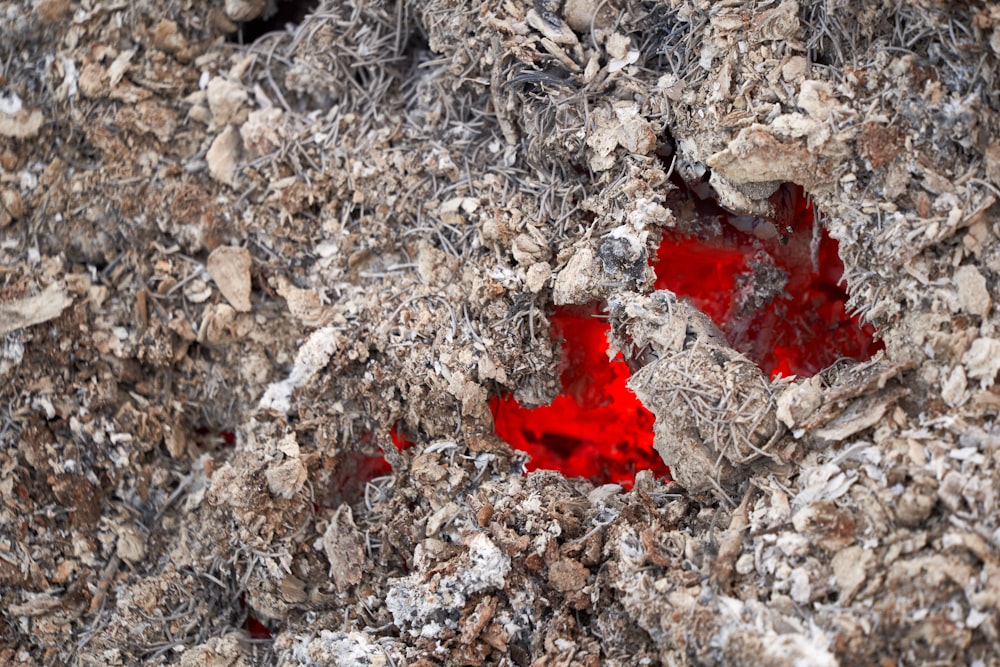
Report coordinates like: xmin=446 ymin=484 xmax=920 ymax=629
xmin=3 ymin=1 xmax=1000 ymax=666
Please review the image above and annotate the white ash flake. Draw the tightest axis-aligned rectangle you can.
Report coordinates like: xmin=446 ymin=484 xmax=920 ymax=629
xmin=292 ymin=630 xmax=390 ymax=667
xmin=259 ymin=325 xmax=342 ymax=414
xmin=386 ymin=533 xmax=511 ymax=638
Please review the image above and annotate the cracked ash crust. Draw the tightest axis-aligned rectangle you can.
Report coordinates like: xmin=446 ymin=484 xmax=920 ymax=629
xmin=3 ymin=0 xmax=1000 ymax=665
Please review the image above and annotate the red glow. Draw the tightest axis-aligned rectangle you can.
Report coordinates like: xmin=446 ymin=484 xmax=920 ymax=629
xmin=655 ymin=184 xmax=882 ymax=378
xmin=312 ymin=429 xmax=405 ymax=510
xmin=390 ymin=426 xmax=413 ymax=450
xmin=313 ymin=450 xmax=391 ymax=510
xmin=490 ymin=184 xmax=880 ymax=487
xmin=491 ymin=305 xmax=670 ymax=488
xmin=239 ymin=593 xmax=274 ymax=639
xmin=243 ymin=613 xmax=273 ymax=640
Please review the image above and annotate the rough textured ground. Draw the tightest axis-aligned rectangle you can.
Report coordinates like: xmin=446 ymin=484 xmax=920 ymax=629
xmin=3 ymin=0 xmax=1000 ymax=665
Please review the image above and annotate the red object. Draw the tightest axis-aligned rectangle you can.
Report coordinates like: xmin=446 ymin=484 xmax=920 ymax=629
xmin=490 ymin=184 xmax=880 ymax=487
xmin=654 ymin=184 xmax=881 ymax=378
xmin=238 ymin=592 xmax=274 ymax=639
xmin=243 ymin=613 xmax=272 ymax=640
xmin=491 ymin=305 xmax=670 ymax=488
xmin=391 ymin=426 xmax=413 ymax=450
xmin=312 ymin=429 xmax=399 ymax=510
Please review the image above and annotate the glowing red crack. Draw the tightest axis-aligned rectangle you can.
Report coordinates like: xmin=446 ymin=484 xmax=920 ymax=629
xmin=491 ymin=185 xmax=880 ymax=487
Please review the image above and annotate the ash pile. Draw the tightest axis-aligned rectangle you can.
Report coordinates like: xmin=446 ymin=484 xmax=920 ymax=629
xmin=2 ymin=0 xmax=1000 ymax=665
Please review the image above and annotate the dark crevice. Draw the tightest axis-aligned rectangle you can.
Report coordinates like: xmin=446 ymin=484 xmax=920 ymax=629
xmin=226 ymin=0 xmax=321 ymax=45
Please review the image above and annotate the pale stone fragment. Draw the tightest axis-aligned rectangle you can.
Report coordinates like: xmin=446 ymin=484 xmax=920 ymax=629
xmin=207 ymin=125 xmax=242 ymax=187
xmin=116 ymin=525 xmax=148 ymax=564
xmin=548 ymin=558 xmax=590 ymax=593
xmin=106 ymin=49 xmax=134 ymax=88
xmin=0 ymin=282 xmax=72 ymax=335
xmin=613 ymin=101 xmax=656 ymax=155
xmin=564 ymin=0 xmax=599 ymax=33
xmin=0 ymin=108 xmax=44 ymax=138
xmin=511 ymin=233 xmax=548 ymax=264
xmin=941 ymin=365 xmax=968 ymax=407
xmin=954 ymin=265 xmax=991 ymax=317
xmin=225 ymin=0 xmax=267 ymax=22
xmin=197 ymin=303 xmax=236 ymax=344
xmin=206 ymin=245 xmax=253 ymax=312
xmin=78 ymin=62 xmax=108 ymax=98
xmin=775 ymin=376 xmax=823 ymax=432
xmin=183 ymin=278 xmax=212 ymax=304
xmin=322 ymin=505 xmax=366 ymax=591
xmin=525 ymin=262 xmax=552 ymax=293
xmin=963 ymin=338 xmax=1000 ymax=386
xmin=240 ymin=107 xmax=285 ymax=158
xmin=553 ymin=246 xmax=600 ymax=305
xmin=831 ymin=545 xmax=873 ymax=603
xmin=781 ymin=55 xmax=807 ymax=81
xmin=586 ymin=106 xmax=621 ymax=171
xmin=788 ymin=566 xmax=812 ymax=604
xmin=275 ymin=275 xmax=328 ymax=326
xmin=206 ymin=77 xmax=248 ymax=126
xmin=265 ymin=458 xmax=307 ymax=499
xmin=152 ymin=18 xmax=187 ymax=53
xmin=605 ymin=33 xmax=630 ymax=60
xmin=797 ymin=79 xmax=845 ymax=118
xmin=0 ymin=189 xmax=25 ymax=228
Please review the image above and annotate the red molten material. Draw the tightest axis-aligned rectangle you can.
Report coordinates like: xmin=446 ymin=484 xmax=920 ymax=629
xmin=655 ymin=184 xmax=881 ymax=378
xmin=491 ymin=184 xmax=880 ymax=487
xmin=491 ymin=305 xmax=670 ymax=488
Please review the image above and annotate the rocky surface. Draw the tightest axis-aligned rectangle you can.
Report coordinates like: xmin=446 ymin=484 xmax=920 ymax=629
xmin=3 ymin=0 xmax=1000 ymax=665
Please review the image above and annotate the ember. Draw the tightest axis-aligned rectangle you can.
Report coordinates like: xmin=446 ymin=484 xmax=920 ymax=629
xmin=655 ymin=184 xmax=882 ymax=378
xmin=491 ymin=305 xmax=668 ymax=488
xmin=493 ymin=186 xmax=880 ymax=485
